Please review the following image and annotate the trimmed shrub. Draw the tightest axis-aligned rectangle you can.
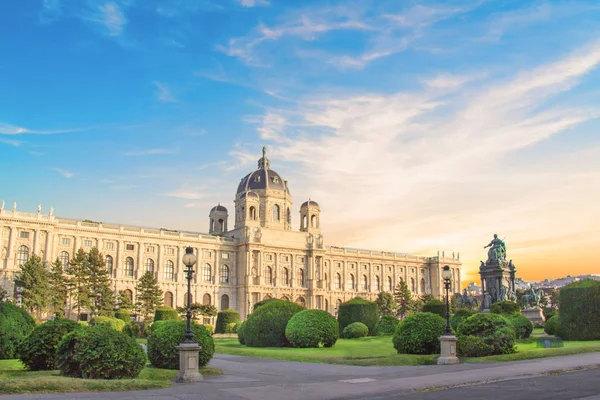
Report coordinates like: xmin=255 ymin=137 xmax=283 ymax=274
xmin=115 ymin=309 xmax=131 ymax=324
xmin=148 ymin=320 xmax=214 ymax=369
xmin=342 ymin=322 xmax=368 ymax=339
xmin=543 ymin=308 xmax=556 ymax=321
xmin=457 ymin=313 xmax=515 ymax=356
xmin=285 ymin=309 xmax=339 ymax=348
xmin=450 ymin=308 xmax=475 ymax=331
xmin=215 ymin=309 xmax=241 ymax=334
xmin=457 ymin=335 xmax=494 ymax=357
xmin=56 ymin=329 xmax=85 ymax=378
xmin=509 ymin=314 xmax=534 ymax=339
xmin=490 ymin=301 xmax=520 ymax=316
xmin=72 ymin=325 xmax=146 ymax=379
xmin=337 ymin=298 xmax=378 ymax=337
xmin=237 ymin=321 xmax=247 ymax=345
xmin=393 ymin=312 xmax=445 ymax=355
xmin=153 ymin=306 xmax=179 ymax=322
xmin=78 ymin=321 xmax=89 ymax=328
xmin=422 ymin=299 xmax=446 ymax=318
xmin=20 ymin=318 xmax=80 ymax=370
xmin=558 ymin=279 xmax=600 ymax=340
xmin=253 ymin=298 xmax=279 ymax=312
xmin=376 ymin=316 xmax=399 ymax=336
xmin=544 ymin=315 xmax=561 ymax=336
xmin=89 ymin=316 xmax=126 ymax=332
xmin=0 ymin=301 xmax=36 ymax=359
xmin=204 ymin=324 xmax=214 ymax=335
xmin=234 ymin=321 xmax=242 ymax=332
xmin=123 ymin=322 xmax=142 ymax=338
xmin=225 ymin=322 xmax=237 ymax=333
xmin=244 ymin=299 xmax=305 ymax=347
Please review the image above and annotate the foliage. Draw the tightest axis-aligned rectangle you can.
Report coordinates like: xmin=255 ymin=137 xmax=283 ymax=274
xmin=376 ymin=315 xmax=399 ymax=336
xmin=375 ymin=291 xmax=397 ymax=317
xmin=154 ymin=306 xmax=179 ymax=322
xmin=0 ymin=301 xmax=36 ymax=359
xmin=422 ymin=299 xmax=446 ymax=318
xmin=147 ymin=320 xmax=214 ymax=369
xmin=539 ymin=291 xmax=549 ymax=308
xmin=13 ymin=254 xmax=51 ymax=318
xmin=123 ymin=323 xmax=141 ymax=338
xmin=225 ymin=322 xmax=237 ymax=333
xmin=253 ymin=297 xmax=279 ymax=312
xmin=558 ymin=279 xmax=600 ymax=340
xmin=48 ymin=259 xmax=69 ymax=318
xmin=66 ymin=249 xmax=91 ymax=319
xmin=135 ymin=271 xmax=163 ymax=320
xmin=548 ymin=288 xmax=560 ymax=310
xmin=285 ymin=309 xmax=339 ymax=348
xmin=490 ymin=301 xmax=520 ymax=316
xmin=456 ymin=313 xmax=516 ymax=356
xmin=394 ymin=280 xmax=414 ymax=319
xmin=115 ymin=309 xmax=132 ymax=323
xmin=176 ymin=303 xmax=218 ymax=319
xmin=237 ymin=321 xmax=247 ymax=344
xmin=392 ymin=312 xmax=445 ymax=355
xmin=215 ymin=309 xmax=241 ymax=334
xmin=342 ymin=322 xmax=369 ymax=339
xmin=89 ymin=316 xmax=126 ymax=332
xmin=337 ymin=297 xmax=378 ymax=337
xmin=508 ymin=314 xmax=534 ymax=339
xmin=244 ymin=299 xmax=305 ymax=347
xmin=85 ymin=247 xmax=114 ymax=318
xmin=55 ymin=330 xmax=85 ymax=377
xmin=450 ymin=308 xmax=475 ymax=331
xmin=19 ymin=318 xmax=80 ymax=370
xmin=0 ymin=287 xmax=7 ymax=302
xmin=71 ymin=325 xmax=147 ymax=379
xmin=204 ymin=324 xmax=213 ymax=335
xmin=116 ymin=290 xmax=134 ymax=312
xmin=544 ymin=315 xmax=561 ymax=336
xmin=457 ymin=335 xmax=494 ymax=357
xmin=543 ymin=308 xmax=556 ymax=321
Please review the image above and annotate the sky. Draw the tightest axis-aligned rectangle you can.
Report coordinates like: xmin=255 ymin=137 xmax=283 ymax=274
xmin=1 ymin=0 xmax=599 ymax=286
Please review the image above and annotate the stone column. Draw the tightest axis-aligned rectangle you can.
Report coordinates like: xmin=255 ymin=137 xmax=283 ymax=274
xmin=6 ymin=227 xmax=15 ymax=259
xmin=32 ymin=229 xmax=39 ymax=255
xmin=116 ymin=240 xmax=124 ymax=279
xmin=438 ymin=335 xmax=459 ymax=365
xmin=44 ymin=230 xmax=53 ymax=262
xmin=175 ymin=343 xmax=203 ymax=383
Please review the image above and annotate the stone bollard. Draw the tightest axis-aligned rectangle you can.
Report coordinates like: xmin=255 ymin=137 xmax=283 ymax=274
xmin=438 ymin=335 xmax=459 ymax=365
xmin=175 ymin=342 xmax=203 ymax=383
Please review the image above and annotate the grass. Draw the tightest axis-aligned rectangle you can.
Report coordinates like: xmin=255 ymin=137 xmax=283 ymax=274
xmin=0 ymin=359 xmax=222 ymax=395
xmin=215 ymin=335 xmax=600 ymax=367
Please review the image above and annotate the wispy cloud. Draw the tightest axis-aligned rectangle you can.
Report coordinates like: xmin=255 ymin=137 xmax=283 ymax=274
xmin=162 ymin=187 xmax=208 ymax=200
xmin=0 ymin=138 xmax=24 ymax=147
xmin=124 ymin=148 xmax=178 ymax=156
xmin=239 ymin=0 xmax=270 ymax=7
xmin=153 ymin=81 xmax=178 ymax=103
xmin=0 ymin=122 xmax=81 ymax=135
xmin=52 ymin=168 xmax=74 ymax=178
xmin=93 ymin=2 xmax=127 ymax=37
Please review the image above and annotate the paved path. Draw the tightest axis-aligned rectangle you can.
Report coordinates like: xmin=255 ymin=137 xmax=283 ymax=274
xmin=3 ymin=352 xmax=600 ymax=400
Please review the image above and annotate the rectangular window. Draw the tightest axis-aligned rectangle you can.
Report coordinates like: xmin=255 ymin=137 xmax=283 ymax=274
xmin=84 ymin=240 xmax=93 ymax=247
xmin=105 ymin=242 xmax=114 ymax=250
xmin=299 ymin=257 xmax=305 ymax=263
xmin=266 ymin=254 xmax=273 ymax=261
xmin=19 ymin=231 xmax=30 ymax=239
xmin=222 ymin=253 xmax=229 ymax=259
xmin=204 ymin=250 xmax=211 ymax=258
xmin=282 ymin=255 xmax=288 ymax=262
xmin=61 ymin=238 xmax=70 ymax=245
xmin=126 ymin=244 xmax=135 ymax=251
xmin=166 ymin=248 xmax=175 ymax=255
xmin=146 ymin=246 xmax=155 ymax=253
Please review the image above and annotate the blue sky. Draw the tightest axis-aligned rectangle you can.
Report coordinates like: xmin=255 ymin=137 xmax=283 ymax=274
xmin=2 ymin=0 xmax=600 ymax=282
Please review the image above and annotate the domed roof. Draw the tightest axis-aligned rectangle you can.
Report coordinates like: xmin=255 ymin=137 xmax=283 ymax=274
xmin=236 ymin=146 xmax=290 ymax=195
xmin=301 ymin=200 xmax=319 ymax=208
xmin=210 ymin=204 xmax=227 ymax=213
xmin=239 ymin=191 xmax=259 ymax=199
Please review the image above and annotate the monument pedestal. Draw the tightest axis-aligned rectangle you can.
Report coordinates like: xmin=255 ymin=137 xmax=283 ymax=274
xmin=438 ymin=335 xmax=459 ymax=365
xmin=522 ymin=307 xmax=545 ymax=324
xmin=175 ymin=342 xmax=203 ymax=383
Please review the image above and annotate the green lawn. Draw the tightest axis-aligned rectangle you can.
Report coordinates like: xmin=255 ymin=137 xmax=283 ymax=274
xmin=0 ymin=359 xmax=222 ymax=395
xmin=215 ymin=335 xmax=600 ymax=367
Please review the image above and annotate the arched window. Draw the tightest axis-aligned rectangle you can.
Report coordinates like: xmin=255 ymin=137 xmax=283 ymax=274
xmin=59 ymin=251 xmax=69 ymax=271
xmin=220 ymin=264 xmax=230 ymax=284
xmin=203 ymin=293 xmax=211 ymax=305
xmin=123 ymin=289 xmax=133 ymax=302
xmin=184 ymin=292 xmax=193 ymax=306
xmin=164 ymin=260 xmax=174 ymax=281
xmin=361 ymin=275 xmax=368 ymax=291
xmin=297 ymin=269 xmax=305 ymax=287
xmin=410 ymin=277 xmax=415 ymax=292
xmin=282 ymin=268 xmax=289 ymax=286
xmin=17 ymin=245 xmax=29 ymax=266
xmin=164 ymin=291 xmax=174 ymax=308
xmin=302 ymin=215 xmax=307 ymax=229
xmin=202 ymin=263 xmax=211 ymax=282
xmin=375 ymin=276 xmax=381 ymax=291
xmin=387 ymin=276 xmax=393 ymax=292
xmin=124 ymin=257 xmax=134 ymax=277
xmin=221 ymin=294 xmax=229 ymax=310
xmin=281 ymin=295 xmax=290 ymax=301
xmin=210 ymin=219 xmax=215 ymax=232
xmin=335 ymin=273 xmax=341 ymax=289
xmin=324 ymin=299 xmax=329 ymax=311
xmin=295 ymin=297 xmax=305 ymax=307
xmin=311 ymin=215 xmax=317 ymax=228
xmin=348 ymin=274 xmax=355 ymax=290
xmin=265 ymin=266 xmax=273 ymax=285
xmin=287 ymin=207 xmax=291 ymax=224
xmin=218 ymin=219 xmax=224 ymax=231
xmin=105 ymin=255 xmax=113 ymax=275
xmin=249 ymin=206 xmax=256 ymax=220
xmin=145 ymin=258 xmax=155 ymax=274
xmin=273 ymin=204 xmax=280 ymax=221
xmin=336 ymin=299 xmax=342 ymax=316
xmin=420 ymin=278 xmax=426 ymax=294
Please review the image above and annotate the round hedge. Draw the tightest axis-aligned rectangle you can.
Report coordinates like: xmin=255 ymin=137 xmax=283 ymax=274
xmin=450 ymin=308 xmax=475 ymax=331
xmin=285 ymin=309 xmax=339 ymax=348
xmin=75 ymin=325 xmax=146 ymax=379
xmin=457 ymin=335 xmax=493 ymax=357
xmin=457 ymin=313 xmax=515 ymax=356
xmin=0 ymin=302 xmax=36 ymax=359
xmin=422 ymin=299 xmax=446 ymax=318
xmin=244 ymin=299 xmax=305 ymax=347
xmin=153 ymin=306 xmax=179 ymax=322
xmin=237 ymin=321 xmax=246 ymax=345
xmin=89 ymin=316 xmax=126 ymax=332
xmin=338 ymin=298 xmax=378 ymax=337
xmin=115 ymin=309 xmax=131 ymax=323
xmin=342 ymin=322 xmax=368 ymax=339
xmin=253 ymin=298 xmax=279 ymax=312
xmin=19 ymin=318 xmax=80 ymax=370
xmin=376 ymin=316 xmax=400 ymax=336
xmin=225 ymin=322 xmax=237 ymax=333
xmin=56 ymin=329 xmax=86 ymax=377
xmin=147 ymin=320 xmax=214 ymax=369
xmin=490 ymin=301 xmax=520 ymax=316
xmin=558 ymin=280 xmax=600 ymax=340
xmin=393 ymin=312 xmax=445 ymax=355
xmin=508 ymin=314 xmax=534 ymax=339
xmin=215 ymin=309 xmax=241 ymax=334
xmin=544 ymin=315 xmax=560 ymax=336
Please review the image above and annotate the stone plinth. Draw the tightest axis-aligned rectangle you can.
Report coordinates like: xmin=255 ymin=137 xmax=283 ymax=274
xmin=522 ymin=307 xmax=545 ymax=324
xmin=175 ymin=342 xmax=203 ymax=383
xmin=438 ymin=335 xmax=459 ymax=365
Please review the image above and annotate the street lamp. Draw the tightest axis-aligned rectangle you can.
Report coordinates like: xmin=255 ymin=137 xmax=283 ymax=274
xmin=441 ymin=265 xmax=453 ymax=335
xmin=437 ymin=265 xmax=459 ymax=365
xmin=182 ymin=247 xmax=197 ymax=343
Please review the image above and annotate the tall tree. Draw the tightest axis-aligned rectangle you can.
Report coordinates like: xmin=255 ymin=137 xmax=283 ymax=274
xmin=117 ymin=290 xmax=134 ymax=311
xmin=420 ymin=294 xmax=435 ymax=303
xmin=375 ymin=291 xmax=397 ymax=317
xmin=67 ymin=248 xmax=90 ymax=320
xmin=13 ymin=254 xmax=51 ymax=318
xmin=48 ymin=258 xmax=70 ymax=318
xmin=135 ymin=271 xmax=163 ymax=320
xmin=548 ymin=288 xmax=560 ymax=310
xmin=86 ymin=247 xmax=114 ymax=318
xmin=394 ymin=279 xmax=414 ymax=319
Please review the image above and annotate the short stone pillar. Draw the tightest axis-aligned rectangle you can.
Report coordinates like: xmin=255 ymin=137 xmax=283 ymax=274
xmin=522 ymin=307 xmax=545 ymax=324
xmin=438 ymin=335 xmax=459 ymax=365
xmin=175 ymin=342 xmax=203 ymax=383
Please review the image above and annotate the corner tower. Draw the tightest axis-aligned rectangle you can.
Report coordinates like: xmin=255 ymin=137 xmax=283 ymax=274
xmin=209 ymin=204 xmax=228 ymax=235
xmin=300 ymin=199 xmax=320 ymax=234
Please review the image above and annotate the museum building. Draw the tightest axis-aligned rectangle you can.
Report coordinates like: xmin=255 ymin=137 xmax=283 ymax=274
xmin=0 ymin=149 xmax=461 ymax=320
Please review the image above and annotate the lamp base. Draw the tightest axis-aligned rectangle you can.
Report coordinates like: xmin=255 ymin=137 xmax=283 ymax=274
xmin=175 ymin=342 xmax=203 ymax=383
xmin=438 ymin=335 xmax=460 ymax=365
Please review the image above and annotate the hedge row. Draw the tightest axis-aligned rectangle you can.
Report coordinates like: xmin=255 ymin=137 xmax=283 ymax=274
xmin=0 ymin=302 xmax=36 ymax=359
xmin=215 ymin=309 xmax=240 ymax=334
xmin=558 ymin=280 xmax=600 ymax=340
xmin=338 ymin=298 xmax=378 ymax=337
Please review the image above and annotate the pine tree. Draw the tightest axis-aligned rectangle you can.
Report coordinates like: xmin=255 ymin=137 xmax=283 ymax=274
xmin=135 ymin=271 xmax=163 ymax=320
xmin=48 ymin=258 xmax=69 ymax=317
xmin=14 ymin=254 xmax=51 ymax=318
xmin=86 ymin=247 xmax=114 ymax=318
xmin=394 ymin=279 xmax=414 ymax=319
xmin=117 ymin=290 xmax=134 ymax=311
xmin=67 ymin=248 xmax=90 ymax=320
xmin=375 ymin=291 xmax=397 ymax=317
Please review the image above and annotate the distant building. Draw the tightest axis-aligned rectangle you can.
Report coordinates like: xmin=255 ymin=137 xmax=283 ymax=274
xmin=466 ymin=282 xmax=481 ymax=295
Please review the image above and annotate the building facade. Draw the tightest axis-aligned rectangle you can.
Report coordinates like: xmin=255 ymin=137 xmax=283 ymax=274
xmin=0 ymin=150 xmax=461 ymax=320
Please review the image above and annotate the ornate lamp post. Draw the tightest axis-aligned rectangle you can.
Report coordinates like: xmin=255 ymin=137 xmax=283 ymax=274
xmin=176 ymin=247 xmax=203 ymax=383
xmin=437 ymin=265 xmax=459 ymax=365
